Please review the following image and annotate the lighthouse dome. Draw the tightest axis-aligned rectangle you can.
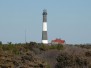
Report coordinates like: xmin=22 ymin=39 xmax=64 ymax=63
xmin=43 ymin=9 xmax=47 ymax=15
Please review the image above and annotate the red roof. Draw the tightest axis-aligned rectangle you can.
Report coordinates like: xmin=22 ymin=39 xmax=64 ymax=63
xmin=52 ymin=38 xmax=65 ymax=44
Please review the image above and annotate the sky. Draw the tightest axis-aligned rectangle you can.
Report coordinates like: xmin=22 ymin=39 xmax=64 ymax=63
xmin=0 ymin=0 xmax=91 ymax=44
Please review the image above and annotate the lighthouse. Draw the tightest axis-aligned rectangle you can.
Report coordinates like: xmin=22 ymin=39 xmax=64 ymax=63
xmin=42 ymin=10 xmax=48 ymax=44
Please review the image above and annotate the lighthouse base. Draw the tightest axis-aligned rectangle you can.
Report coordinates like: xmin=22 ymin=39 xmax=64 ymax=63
xmin=42 ymin=40 xmax=48 ymax=44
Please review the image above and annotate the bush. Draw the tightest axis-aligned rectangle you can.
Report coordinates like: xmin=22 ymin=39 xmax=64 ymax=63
xmin=85 ymin=51 xmax=91 ymax=57
xmin=8 ymin=42 xmax=12 ymax=45
xmin=56 ymin=52 xmax=88 ymax=68
xmin=56 ymin=53 xmax=73 ymax=68
xmin=75 ymin=57 xmax=88 ymax=66
xmin=49 ymin=44 xmax=64 ymax=50
xmin=39 ymin=44 xmax=49 ymax=51
xmin=49 ymin=45 xmax=56 ymax=49
xmin=2 ymin=45 xmax=10 ymax=51
xmin=13 ymin=49 xmax=20 ymax=55
xmin=0 ymin=41 xmax=2 ymax=45
xmin=56 ymin=44 xmax=64 ymax=50
xmin=29 ymin=42 xmax=37 ymax=46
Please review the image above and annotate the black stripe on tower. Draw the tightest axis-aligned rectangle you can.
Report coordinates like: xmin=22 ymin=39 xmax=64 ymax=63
xmin=43 ymin=10 xmax=47 ymax=22
xmin=42 ymin=31 xmax=48 ymax=40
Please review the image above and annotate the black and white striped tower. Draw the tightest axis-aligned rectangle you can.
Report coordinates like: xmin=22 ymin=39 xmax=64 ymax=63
xmin=42 ymin=9 xmax=48 ymax=44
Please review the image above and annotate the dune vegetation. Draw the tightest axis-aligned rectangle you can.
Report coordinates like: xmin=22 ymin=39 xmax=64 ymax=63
xmin=0 ymin=41 xmax=91 ymax=68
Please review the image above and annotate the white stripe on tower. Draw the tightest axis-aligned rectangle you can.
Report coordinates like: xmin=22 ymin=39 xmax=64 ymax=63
xmin=43 ymin=22 xmax=47 ymax=31
xmin=42 ymin=9 xmax=48 ymax=44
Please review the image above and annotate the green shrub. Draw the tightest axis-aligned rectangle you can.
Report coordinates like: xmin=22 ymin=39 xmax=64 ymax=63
xmin=8 ymin=42 xmax=12 ymax=45
xmin=23 ymin=42 xmax=38 ymax=50
xmin=49 ymin=45 xmax=56 ymax=49
xmin=29 ymin=42 xmax=37 ymax=46
xmin=39 ymin=44 xmax=49 ymax=51
xmin=0 ymin=41 xmax=2 ymax=45
xmin=46 ymin=64 xmax=50 ymax=68
xmin=13 ymin=49 xmax=20 ymax=55
xmin=56 ymin=44 xmax=63 ymax=50
xmin=1 ymin=42 xmax=15 ymax=51
xmin=49 ymin=44 xmax=64 ymax=50
xmin=2 ymin=45 xmax=11 ymax=51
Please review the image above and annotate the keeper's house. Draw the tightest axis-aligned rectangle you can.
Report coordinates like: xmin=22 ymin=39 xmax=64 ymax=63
xmin=51 ymin=38 xmax=66 ymax=44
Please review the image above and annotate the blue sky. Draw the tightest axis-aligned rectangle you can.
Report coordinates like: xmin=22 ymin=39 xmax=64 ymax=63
xmin=0 ymin=0 xmax=91 ymax=44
